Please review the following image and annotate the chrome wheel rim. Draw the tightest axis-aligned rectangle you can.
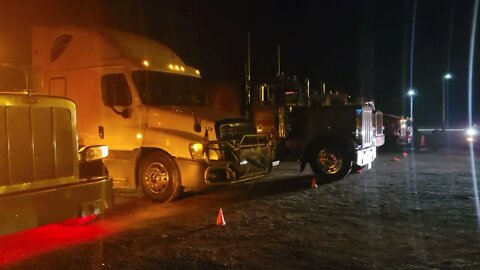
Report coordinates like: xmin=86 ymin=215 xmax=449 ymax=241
xmin=317 ymin=149 xmax=343 ymax=175
xmin=144 ymin=162 xmax=170 ymax=194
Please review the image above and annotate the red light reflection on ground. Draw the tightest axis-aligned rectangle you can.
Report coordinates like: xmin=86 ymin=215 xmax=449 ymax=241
xmin=0 ymin=219 xmax=117 ymax=266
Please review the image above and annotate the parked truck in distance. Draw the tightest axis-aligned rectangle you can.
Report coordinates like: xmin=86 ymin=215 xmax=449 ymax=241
xmin=0 ymin=92 xmax=113 ymax=235
xmin=383 ymin=114 xmax=413 ymax=149
xmin=31 ymin=25 xmax=273 ymax=202
xmin=249 ymin=75 xmax=384 ymax=182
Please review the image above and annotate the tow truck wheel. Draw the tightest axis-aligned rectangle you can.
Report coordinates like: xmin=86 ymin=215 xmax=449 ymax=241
xmin=311 ymin=146 xmax=352 ymax=182
xmin=139 ymin=152 xmax=182 ymax=203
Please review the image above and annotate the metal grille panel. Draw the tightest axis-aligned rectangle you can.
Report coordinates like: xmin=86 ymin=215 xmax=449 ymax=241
xmin=218 ymin=121 xmax=256 ymax=141
xmin=376 ymin=112 xmax=383 ymax=135
xmin=0 ymin=105 xmax=74 ymax=187
xmin=362 ymin=108 xmax=373 ymax=146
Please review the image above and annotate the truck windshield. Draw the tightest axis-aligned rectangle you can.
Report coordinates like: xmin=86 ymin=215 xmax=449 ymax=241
xmin=132 ymin=71 xmax=205 ymax=106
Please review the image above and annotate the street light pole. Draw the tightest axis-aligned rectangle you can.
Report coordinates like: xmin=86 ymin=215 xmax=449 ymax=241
xmin=443 ymin=73 xmax=452 ymax=130
xmin=407 ymin=89 xmax=416 ymax=149
xmin=407 ymin=89 xmax=415 ymax=119
xmin=442 ymin=79 xmax=446 ymax=131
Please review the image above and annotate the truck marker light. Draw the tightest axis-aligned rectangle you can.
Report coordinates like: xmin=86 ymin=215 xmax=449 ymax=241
xmin=174 ymin=65 xmax=180 ymax=71
xmin=180 ymin=66 xmax=185 ymax=71
xmin=195 ymin=69 xmax=200 ymax=75
xmin=168 ymin=64 xmax=174 ymax=70
xmin=136 ymin=133 xmax=143 ymax=139
xmin=142 ymin=60 xmax=150 ymax=67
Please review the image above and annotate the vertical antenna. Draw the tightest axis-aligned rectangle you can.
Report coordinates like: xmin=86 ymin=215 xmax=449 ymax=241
xmin=25 ymin=68 xmax=30 ymax=93
xmin=305 ymin=78 xmax=310 ymax=106
xmin=245 ymin=32 xmax=251 ymax=107
xmin=276 ymin=46 xmax=281 ymax=77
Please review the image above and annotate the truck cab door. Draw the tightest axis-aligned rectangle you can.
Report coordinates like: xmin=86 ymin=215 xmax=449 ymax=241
xmin=100 ymin=73 xmax=143 ymax=151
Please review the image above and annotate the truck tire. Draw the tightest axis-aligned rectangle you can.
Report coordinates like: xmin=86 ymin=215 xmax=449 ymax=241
xmin=139 ymin=152 xmax=182 ymax=203
xmin=311 ymin=146 xmax=353 ymax=182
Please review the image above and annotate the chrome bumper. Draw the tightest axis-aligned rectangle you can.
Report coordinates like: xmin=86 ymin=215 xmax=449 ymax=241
xmin=0 ymin=177 xmax=114 ymax=235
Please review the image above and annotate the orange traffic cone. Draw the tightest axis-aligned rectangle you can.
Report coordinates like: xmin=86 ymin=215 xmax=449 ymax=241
xmin=420 ymin=134 xmax=426 ymax=148
xmin=216 ymin=208 xmax=226 ymax=226
xmin=311 ymin=178 xmax=318 ymax=188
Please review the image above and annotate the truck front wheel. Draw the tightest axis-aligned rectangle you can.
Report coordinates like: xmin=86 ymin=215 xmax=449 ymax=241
xmin=139 ymin=152 xmax=182 ymax=202
xmin=311 ymin=146 xmax=353 ymax=182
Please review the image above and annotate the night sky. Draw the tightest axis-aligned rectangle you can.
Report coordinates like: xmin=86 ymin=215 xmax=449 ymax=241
xmin=0 ymin=0 xmax=479 ymax=127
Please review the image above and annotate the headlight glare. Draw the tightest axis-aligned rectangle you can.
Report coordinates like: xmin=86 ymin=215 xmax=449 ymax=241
xmin=189 ymin=143 xmax=204 ymax=159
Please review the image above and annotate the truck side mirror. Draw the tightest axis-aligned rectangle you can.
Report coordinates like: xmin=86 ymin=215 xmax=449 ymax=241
xmin=109 ymin=106 xmax=132 ymax=119
xmin=193 ymin=116 xmax=201 ymax=133
xmin=120 ymin=108 xmax=132 ymax=119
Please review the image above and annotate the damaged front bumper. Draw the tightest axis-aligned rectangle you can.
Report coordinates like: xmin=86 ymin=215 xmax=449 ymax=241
xmin=177 ymin=134 xmax=276 ymax=191
xmin=205 ymin=133 xmax=274 ymax=183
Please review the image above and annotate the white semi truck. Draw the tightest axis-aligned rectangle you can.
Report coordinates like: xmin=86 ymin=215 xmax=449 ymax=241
xmin=31 ymin=25 xmax=273 ymax=202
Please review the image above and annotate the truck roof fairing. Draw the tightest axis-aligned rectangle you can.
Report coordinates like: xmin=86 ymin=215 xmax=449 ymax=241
xmin=32 ymin=25 xmax=201 ymax=78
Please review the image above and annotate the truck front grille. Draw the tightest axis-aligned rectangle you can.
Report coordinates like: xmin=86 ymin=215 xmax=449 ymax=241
xmin=216 ymin=119 xmax=257 ymax=141
xmin=375 ymin=111 xmax=383 ymax=135
xmin=362 ymin=107 xmax=373 ymax=146
xmin=0 ymin=105 xmax=75 ymax=187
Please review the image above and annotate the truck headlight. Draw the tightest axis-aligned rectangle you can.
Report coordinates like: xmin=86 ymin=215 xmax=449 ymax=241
xmin=189 ymin=143 xmax=204 ymax=159
xmin=355 ymin=129 xmax=361 ymax=139
xmin=256 ymin=125 xmax=263 ymax=133
xmin=79 ymin=145 xmax=109 ymax=162
xmin=466 ymin=127 xmax=478 ymax=142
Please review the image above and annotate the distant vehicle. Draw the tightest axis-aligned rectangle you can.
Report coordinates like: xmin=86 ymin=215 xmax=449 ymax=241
xmin=465 ymin=125 xmax=479 ymax=150
xmin=246 ymin=75 xmax=384 ymax=181
xmin=0 ymin=92 xmax=113 ymax=235
xmin=383 ymin=114 xmax=412 ymax=148
xmin=29 ymin=25 xmax=273 ymax=202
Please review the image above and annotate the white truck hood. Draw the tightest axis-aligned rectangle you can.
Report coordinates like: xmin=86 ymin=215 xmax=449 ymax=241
xmin=146 ymin=105 xmax=237 ymax=140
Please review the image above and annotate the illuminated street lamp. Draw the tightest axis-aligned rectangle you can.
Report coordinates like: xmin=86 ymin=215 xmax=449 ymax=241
xmin=442 ymin=73 xmax=452 ymax=131
xmin=407 ymin=89 xmax=415 ymax=119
